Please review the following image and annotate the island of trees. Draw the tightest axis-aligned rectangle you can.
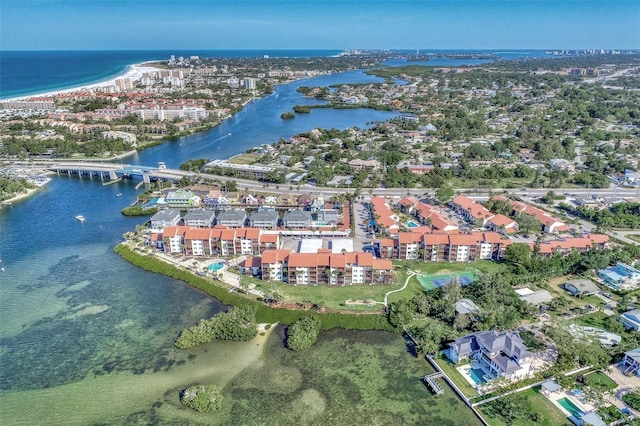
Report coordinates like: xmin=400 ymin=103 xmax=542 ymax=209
xmin=180 ymin=384 xmax=223 ymax=413
xmin=174 ymin=305 xmax=258 ymax=349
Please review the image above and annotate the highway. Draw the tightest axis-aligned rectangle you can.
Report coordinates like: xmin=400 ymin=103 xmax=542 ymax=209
xmin=5 ymin=159 xmax=640 ymax=199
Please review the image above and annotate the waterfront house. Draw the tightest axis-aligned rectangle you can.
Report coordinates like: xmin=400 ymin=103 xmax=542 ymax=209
xmin=598 ymin=262 xmax=640 ymax=291
xmin=165 ymin=190 xmax=200 ymax=208
xmin=215 ymin=209 xmax=247 ymax=228
xmin=622 ymin=347 xmax=640 ymax=376
xmin=183 ymin=209 xmax=216 ymax=228
xmin=620 ymin=309 xmax=640 ymax=331
xmin=448 ymin=330 xmax=532 ymax=382
xmin=249 ymin=210 xmax=279 ymax=229
xmin=149 ymin=209 xmax=181 ymax=230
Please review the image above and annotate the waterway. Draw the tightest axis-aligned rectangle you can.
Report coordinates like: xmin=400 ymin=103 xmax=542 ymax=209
xmin=0 ymin=62 xmax=482 ymax=424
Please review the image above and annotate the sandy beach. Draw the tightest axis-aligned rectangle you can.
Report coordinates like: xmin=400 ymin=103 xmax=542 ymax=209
xmin=1 ymin=61 xmax=163 ymax=103
xmin=1 ymin=186 xmax=42 ymax=206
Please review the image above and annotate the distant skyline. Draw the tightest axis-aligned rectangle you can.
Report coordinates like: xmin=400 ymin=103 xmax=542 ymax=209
xmin=1 ymin=0 xmax=638 ymax=51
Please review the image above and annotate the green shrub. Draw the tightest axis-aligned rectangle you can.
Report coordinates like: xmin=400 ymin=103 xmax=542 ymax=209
xmin=181 ymin=384 xmax=222 ymax=412
xmin=175 ymin=305 xmax=258 ymax=349
xmin=121 ymin=206 xmax=158 ymax=216
xmin=623 ymin=392 xmax=640 ymax=410
xmin=293 ymin=105 xmax=311 ymax=113
xmin=287 ymin=317 xmax=321 ymax=351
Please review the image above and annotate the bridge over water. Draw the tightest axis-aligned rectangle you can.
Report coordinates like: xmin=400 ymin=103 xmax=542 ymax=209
xmin=47 ymin=161 xmax=193 ymax=184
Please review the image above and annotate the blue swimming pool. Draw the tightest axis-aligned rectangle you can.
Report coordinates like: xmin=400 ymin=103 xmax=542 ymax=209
xmin=558 ymin=397 xmax=583 ymax=418
xmin=407 ymin=220 xmax=419 ymax=228
xmin=469 ymin=368 xmax=488 ymax=384
xmin=208 ymin=262 xmax=224 ymax=272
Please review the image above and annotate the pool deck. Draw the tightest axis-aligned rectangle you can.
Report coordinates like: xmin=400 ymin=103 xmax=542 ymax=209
xmin=457 ymin=363 xmax=493 ymax=391
xmin=546 ymin=391 xmax=594 ymax=417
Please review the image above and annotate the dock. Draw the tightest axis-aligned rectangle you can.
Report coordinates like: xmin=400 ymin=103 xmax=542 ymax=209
xmin=423 ymin=372 xmax=445 ymax=396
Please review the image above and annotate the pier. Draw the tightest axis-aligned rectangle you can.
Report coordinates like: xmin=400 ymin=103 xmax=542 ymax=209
xmin=422 ymin=372 xmax=445 ymax=396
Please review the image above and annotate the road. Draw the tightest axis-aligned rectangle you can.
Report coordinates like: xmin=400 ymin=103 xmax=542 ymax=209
xmin=6 ymin=159 xmax=640 ymax=199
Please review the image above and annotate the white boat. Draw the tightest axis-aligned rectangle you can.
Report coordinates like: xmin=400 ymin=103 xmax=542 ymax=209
xmin=116 ymin=193 xmax=122 ymax=197
xmin=75 ymin=215 xmax=86 ymax=222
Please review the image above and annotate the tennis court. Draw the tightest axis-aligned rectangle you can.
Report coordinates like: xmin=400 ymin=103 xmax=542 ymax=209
xmin=416 ymin=272 xmax=476 ymax=291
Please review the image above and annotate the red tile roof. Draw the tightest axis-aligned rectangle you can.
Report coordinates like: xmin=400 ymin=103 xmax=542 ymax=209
xmin=260 ymin=233 xmax=279 ymax=243
xmin=379 ymin=238 xmax=395 ymax=247
xmin=184 ymin=228 xmax=212 ymax=240
xmin=372 ymin=258 xmax=393 ymax=270
xmin=261 ymin=249 xmax=291 ymax=263
xmin=449 ymin=234 xmax=481 ymax=246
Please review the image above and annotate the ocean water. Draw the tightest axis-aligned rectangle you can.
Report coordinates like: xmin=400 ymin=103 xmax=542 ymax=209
xmin=0 ymin=49 xmax=549 ymax=100
xmin=0 ymin=49 xmax=550 ymax=424
xmin=0 ymin=50 xmax=342 ymax=99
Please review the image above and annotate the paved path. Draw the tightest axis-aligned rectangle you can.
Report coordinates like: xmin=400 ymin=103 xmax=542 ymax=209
xmin=384 ymin=270 xmax=416 ymax=307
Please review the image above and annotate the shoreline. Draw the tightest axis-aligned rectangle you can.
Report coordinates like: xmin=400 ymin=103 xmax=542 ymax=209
xmin=0 ymin=60 xmax=164 ymax=102
xmin=1 ymin=186 xmax=44 ymax=206
xmin=113 ymin=243 xmax=394 ymax=331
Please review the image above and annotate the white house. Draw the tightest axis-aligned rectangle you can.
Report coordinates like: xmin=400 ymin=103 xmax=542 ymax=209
xmin=620 ymin=309 xmax=640 ymax=331
xmin=448 ymin=330 xmax=531 ymax=382
xmin=622 ymin=347 xmax=640 ymax=376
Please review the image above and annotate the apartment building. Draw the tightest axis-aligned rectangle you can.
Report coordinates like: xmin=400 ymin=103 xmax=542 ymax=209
xmin=261 ymin=250 xmax=394 ymax=285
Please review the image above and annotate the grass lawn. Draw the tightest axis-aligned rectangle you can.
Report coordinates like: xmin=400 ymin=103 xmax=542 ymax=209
xmin=393 ymin=259 xmax=505 ymax=276
xmin=433 ymin=357 xmax=478 ymax=398
xmin=480 ymin=387 xmax=570 ymax=426
xmin=575 ymin=311 xmax=611 ymax=329
xmin=227 ymin=152 xmax=261 ymax=164
xmin=233 ymin=260 xmax=507 ymax=312
xmin=585 ymin=370 xmax=618 ymax=392
xmin=247 ymin=276 xmax=400 ymax=311
xmin=547 ymin=276 xmax=605 ymax=309
xmin=387 ymin=277 xmax=426 ymax=305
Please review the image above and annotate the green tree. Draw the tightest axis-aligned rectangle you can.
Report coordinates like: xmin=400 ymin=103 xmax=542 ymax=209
xmin=408 ymin=318 xmax=455 ymax=356
xmin=286 ymin=317 xmax=321 ymax=351
xmin=388 ymin=299 xmax=414 ymax=331
xmin=503 ymin=243 xmax=532 ymax=268
xmin=517 ymin=213 xmax=541 ymax=234
xmin=434 ymin=186 xmax=454 ymax=204
xmin=181 ymin=384 xmax=223 ymax=412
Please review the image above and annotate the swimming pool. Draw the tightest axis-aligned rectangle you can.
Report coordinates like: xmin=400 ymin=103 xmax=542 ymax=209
xmin=407 ymin=220 xmax=419 ymax=228
xmin=558 ymin=397 xmax=583 ymax=417
xmin=469 ymin=367 xmax=488 ymax=384
xmin=208 ymin=262 xmax=224 ymax=272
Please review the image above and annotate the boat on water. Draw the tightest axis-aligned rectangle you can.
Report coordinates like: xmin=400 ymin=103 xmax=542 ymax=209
xmin=75 ymin=215 xmax=86 ymax=222
xmin=116 ymin=193 xmax=122 ymax=197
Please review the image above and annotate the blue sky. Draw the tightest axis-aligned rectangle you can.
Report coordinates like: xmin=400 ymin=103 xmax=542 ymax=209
xmin=1 ymin=0 xmax=638 ymax=50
